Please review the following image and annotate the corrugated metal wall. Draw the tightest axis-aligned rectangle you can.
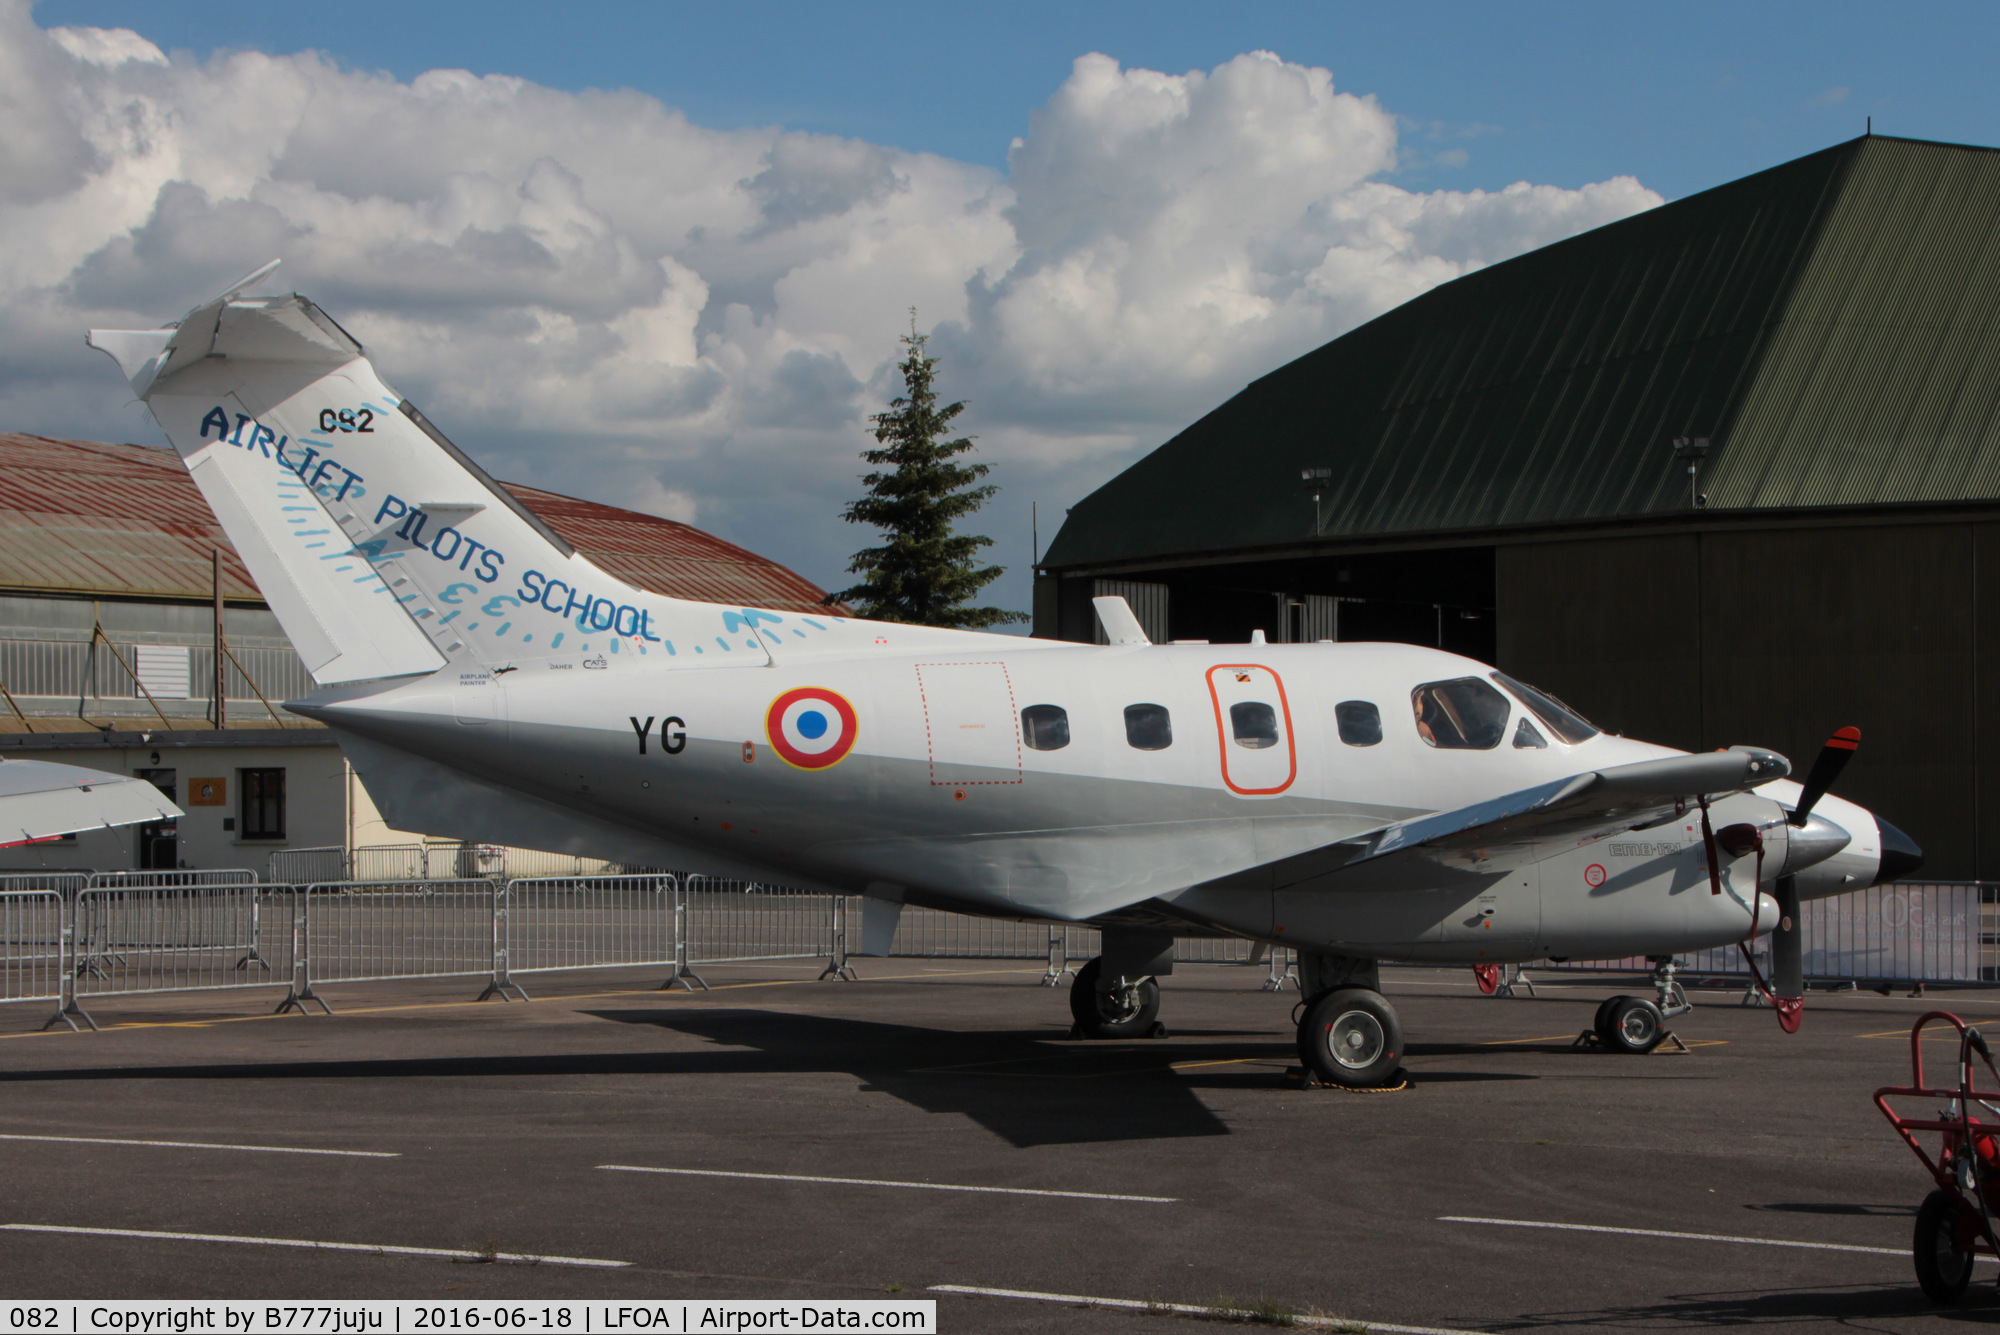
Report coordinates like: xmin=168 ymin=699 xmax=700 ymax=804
xmin=1500 ymin=519 xmax=1992 ymax=878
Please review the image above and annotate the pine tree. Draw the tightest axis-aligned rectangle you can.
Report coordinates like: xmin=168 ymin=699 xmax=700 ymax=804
xmin=826 ymin=322 xmax=1026 ymax=629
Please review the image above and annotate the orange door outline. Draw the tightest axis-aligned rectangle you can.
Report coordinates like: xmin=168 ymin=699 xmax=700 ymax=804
xmin=1206 ymin=664 xmax=1298 ymax=796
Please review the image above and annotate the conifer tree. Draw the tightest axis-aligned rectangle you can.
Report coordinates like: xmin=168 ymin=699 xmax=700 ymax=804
xmin=826 ymin=321 xmax=1026 ymax=629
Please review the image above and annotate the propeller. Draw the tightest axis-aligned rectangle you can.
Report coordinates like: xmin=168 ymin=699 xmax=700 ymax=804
xmin=1788 ymin=725 xmax=1861 ymax=827
xmin=1764 ymin=727 xmax=1860 ymax=1033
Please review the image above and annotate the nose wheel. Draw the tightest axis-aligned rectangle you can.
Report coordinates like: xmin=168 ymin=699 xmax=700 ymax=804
xmin=1296 ymin=987 xmax=1405 ymax=1088
xmin=1068 ymin=956 xmax=1164 ymax=1038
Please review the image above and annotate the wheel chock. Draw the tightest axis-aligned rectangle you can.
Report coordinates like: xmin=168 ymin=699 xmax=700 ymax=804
xmin=1282 ymin=1065 xmax=1411 ymax=1093
xmin=1571 ymin=1029 xmax=1692 ymax=1053
xmin=1146 ymin=1021 xmax=1169 ymax=1039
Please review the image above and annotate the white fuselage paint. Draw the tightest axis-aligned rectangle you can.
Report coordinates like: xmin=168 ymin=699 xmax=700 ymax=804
xmin=295 ymin=637 xmax=1885 ymax=965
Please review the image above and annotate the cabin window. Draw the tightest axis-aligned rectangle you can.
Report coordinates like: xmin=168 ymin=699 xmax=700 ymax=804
xmin=1336 ymin=701 xmax=1382 ymax=747
xmin=1124 ymin=703 xmax=1173 ymax=750
xmin=1230 ymin=701 xmax=1279 ymax=749
xmin=1513 ymin=718 xmax=1549 ymax=749
xmin=1021 ymin=704 xmax=1071 ymax=751
xmin=1411 ymin=678 xmax=1510 ymax=750
xmin=1492 ymin=672 xmax=1599 ymax=744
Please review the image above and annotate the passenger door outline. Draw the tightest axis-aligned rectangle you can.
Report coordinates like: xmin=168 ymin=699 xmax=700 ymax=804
xmin=1205 ymin=664 xmax=1297 ymax=796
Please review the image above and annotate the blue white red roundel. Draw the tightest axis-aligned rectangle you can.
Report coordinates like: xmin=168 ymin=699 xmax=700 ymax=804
xmin=765 ymin=687 xmax=859 ymax=770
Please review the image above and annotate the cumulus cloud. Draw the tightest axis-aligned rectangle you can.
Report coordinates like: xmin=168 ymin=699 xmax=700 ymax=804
xmin=0 ymin=4 xmax=1661 ymax=613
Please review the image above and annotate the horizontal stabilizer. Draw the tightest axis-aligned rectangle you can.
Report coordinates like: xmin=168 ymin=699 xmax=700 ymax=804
xmin=0 ymin=760 xmax=181 ymax=846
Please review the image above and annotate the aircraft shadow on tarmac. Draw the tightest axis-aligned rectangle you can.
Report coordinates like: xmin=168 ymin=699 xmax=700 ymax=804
xmin=0 ymin=1009 xmax=1541 ymax=1145
xmin=589 ymin=1007 xmax=1242 ymax=1146
xmin=1511 ymin=1281 xmax=1992 ymax=1327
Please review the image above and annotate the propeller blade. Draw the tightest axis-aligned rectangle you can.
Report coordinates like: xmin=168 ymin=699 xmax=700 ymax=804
xmin=1788 ymin=726 xmax=1860 ymax=827
xmin=1770 ymin=875 xmax=1804 ymax=1034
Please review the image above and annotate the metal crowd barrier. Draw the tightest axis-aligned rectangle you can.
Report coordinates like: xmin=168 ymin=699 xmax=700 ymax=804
xmin=281 ymin=880 xmax=497 ymax=1013
xmin=1527 ymin=882 xmax=1991 ymax=988
xmin=74 ymin=883 xmax=279 ymax=997
xmin=684 ymin=877 xmax=837 ymax=965
xmin=502 ymin=874 xmax=690 ymax=994
xmin=88 ymin=869 xmax=257 ymax=889
xmin=10 ymin=872 xmax=1983 ymax=1025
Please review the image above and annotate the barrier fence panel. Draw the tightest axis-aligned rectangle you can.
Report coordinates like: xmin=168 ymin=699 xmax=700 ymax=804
xmin=88 ymin=869 xmax=257 ymax=888
xmin=684 ymin=879 xmax=835 ymax=963
xmin=295 ymin=881 xmax=500 ymax=1002
xmin=73 ymin=884 xmax=286 ymax=998
xmin=269 ymin=847 xmax=346 ymax=885
xmin=506 ymin=875 xmax=679 ymax=975
xmin=1528 ymin=882 xmax=1990 ymax=987
xmin=347 ymin=846 xmax=430 ymax=883
xmin=0 ymin=890 xmax=67 ymax=1008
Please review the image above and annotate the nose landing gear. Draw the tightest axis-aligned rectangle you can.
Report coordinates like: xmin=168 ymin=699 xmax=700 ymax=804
xmin=1067 ymin=956 xmax=1165 ymax=1039
xmin=1589 ymin=958 xmax=1693 ymax=1054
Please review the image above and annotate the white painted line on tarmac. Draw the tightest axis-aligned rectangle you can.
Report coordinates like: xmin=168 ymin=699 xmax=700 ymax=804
xmin=0 ymin=1223 xmax=629 ymax=1269
xmin=929 ymin=1284 xmax=1466 ymax=1334
xmin=0 ymin=1133 xmax=396 ymax=1158
xmin=1441 ymin=1215 xmax=1994 ymax=1261
xmin=599 ymin=1164 xmax=1175 ymax=1203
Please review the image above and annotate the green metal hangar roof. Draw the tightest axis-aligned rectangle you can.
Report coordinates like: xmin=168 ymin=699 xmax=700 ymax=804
xmin=1038 ymin=134 xmax=2000 ymax=878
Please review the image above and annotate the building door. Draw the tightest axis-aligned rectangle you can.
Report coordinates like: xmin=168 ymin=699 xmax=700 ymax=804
xmin=134 ymin=768 xmax=177 ymax=869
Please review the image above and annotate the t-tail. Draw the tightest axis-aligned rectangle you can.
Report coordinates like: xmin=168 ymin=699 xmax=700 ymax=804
xmin=86 ymin=262 xmax=857 ymax=686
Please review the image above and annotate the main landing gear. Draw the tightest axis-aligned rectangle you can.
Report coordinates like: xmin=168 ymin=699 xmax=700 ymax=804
xmin=1290 ymin=953 xmax=1405 ymax=1089
xmin=1590 ymin=957 xmax=1692 ymax=1055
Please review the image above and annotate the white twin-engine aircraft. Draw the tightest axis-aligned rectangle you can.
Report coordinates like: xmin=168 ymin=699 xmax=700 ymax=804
xmin=88 ymin=265 xmax=1921 ymax=1087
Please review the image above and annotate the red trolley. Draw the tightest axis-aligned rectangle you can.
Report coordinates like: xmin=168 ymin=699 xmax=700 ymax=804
xmin=1874 ymin=1010 xmax=2000 ymax=1303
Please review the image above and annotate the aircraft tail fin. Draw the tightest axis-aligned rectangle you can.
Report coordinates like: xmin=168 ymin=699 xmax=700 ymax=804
xmin=88 ymin=275 xmax=807 ymax=683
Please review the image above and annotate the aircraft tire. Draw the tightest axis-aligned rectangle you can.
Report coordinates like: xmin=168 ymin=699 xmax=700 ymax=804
xmin=1599 ymin=996 xmax=1666 ymax=1054
xmin=1915 ymin=1188 xmax=1975 ymax=1304
xmin=1297 ymin=988 xmax=1403 ymax=1088
xmin=1593 ymin=995 xmax=1627 ymax=1039
xmin=1069 ymin=957 xmax=1161 ymax=1039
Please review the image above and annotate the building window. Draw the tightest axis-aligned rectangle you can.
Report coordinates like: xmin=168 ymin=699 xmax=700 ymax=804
xmin=1124 ymin=703 xmax=1173 ymax=751
xmin=1021 ymin=704 xmax=1070 ymax=751
xmin=239 ymin=768 xmax=286 ymax=840
xmin=1336 ymin=701 xmax=1382 ymax=747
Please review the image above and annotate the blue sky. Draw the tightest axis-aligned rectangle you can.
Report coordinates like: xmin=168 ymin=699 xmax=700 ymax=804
xmin=14 ymin=1 xmax=2000 ymax=618
xmin=39 ymin=0 xmax=1997 ymax=197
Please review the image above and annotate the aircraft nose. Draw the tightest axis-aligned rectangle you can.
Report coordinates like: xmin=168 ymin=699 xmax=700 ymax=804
xmin=1874 ymin=818 xmax=1924 ymax=884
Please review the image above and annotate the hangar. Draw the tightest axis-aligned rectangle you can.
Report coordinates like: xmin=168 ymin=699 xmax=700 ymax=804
xmin=0 ymin=431 xmax=838 ymax=875
xmin=1035 ymin=134 xmax=2000 ymax=878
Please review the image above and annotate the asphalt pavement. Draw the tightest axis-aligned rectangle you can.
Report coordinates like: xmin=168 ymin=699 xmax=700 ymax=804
xmin=0 ymin=958 xmax=1989 ymax=1332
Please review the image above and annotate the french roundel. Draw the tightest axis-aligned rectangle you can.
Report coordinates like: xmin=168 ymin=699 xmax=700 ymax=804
xmin=765 ymin=687 xmax=859 ymax=770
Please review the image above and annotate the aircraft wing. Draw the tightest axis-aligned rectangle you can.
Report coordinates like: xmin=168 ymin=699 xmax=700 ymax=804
xmin=0 ymin=759 xmax=181 ymax=847
xmin=1176 ymin=746 xmax=1789 ymax=903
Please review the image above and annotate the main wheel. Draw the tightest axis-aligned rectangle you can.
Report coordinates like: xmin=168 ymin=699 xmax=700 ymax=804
xmin=1068 ymin=957 xmax=1161 ymax=1038
xmin=1297 ymin=988 xmax=1404 ymax=1088
xmin=1914 ymin=1188 xmax=1975 ymax=1304
xmin=1593 ymin=994 xmax=1628 ymax=1037
xmin=1598 ymin=996 xmax=1665 ymax=1054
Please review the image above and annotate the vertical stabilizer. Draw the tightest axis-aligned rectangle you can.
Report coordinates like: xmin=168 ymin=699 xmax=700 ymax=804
xmin=91 ymin=285 xmax=863 ymax=682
